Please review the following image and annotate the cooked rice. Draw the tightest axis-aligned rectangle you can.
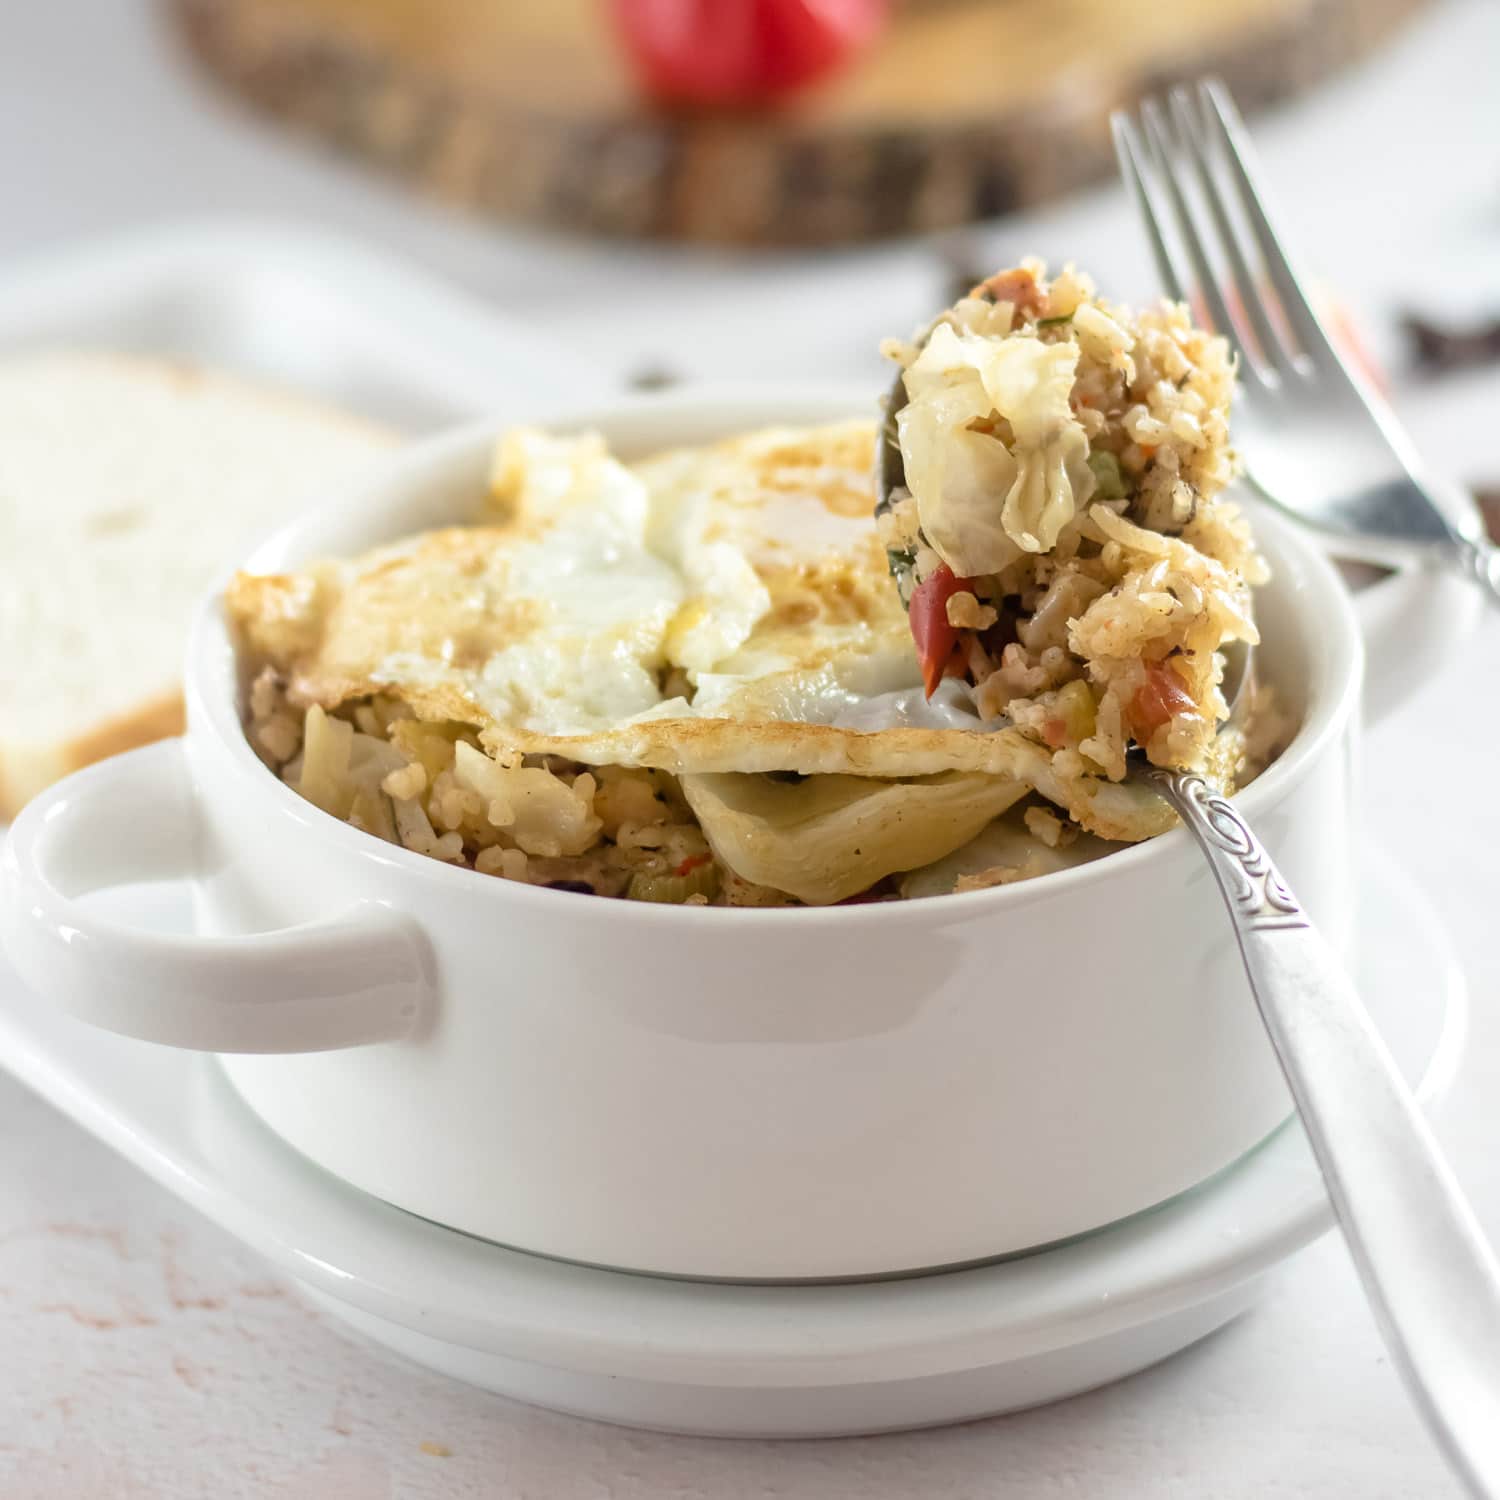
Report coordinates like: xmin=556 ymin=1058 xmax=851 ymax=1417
xmin=880 ymin=258 xmax=1263 ymax=779
xmin=249 ymin=670 xmax=770 ymax=902
xmin=235 ymin=262 xmax=1293 ymax=905
xmin=247 ymin=663 xmax=1291 ymax=906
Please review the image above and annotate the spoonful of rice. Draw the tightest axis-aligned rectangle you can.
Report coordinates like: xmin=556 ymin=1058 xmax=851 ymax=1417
xmin=878 ymin=261 xmax=1500 ymax=1498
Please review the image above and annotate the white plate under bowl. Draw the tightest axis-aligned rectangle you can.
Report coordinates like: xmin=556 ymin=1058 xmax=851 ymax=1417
xmin=0 ymin=845 xmax=1464 ymax=1437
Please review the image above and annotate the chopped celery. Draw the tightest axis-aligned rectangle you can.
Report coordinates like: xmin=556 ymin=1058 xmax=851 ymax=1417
xmin=626 ymin=861 xmax=719 ymax=904
xmin=1086 ymin=449 xmax=1129 ymax=500
xmin=1054 ymin=679 xmax=1098 ymax=743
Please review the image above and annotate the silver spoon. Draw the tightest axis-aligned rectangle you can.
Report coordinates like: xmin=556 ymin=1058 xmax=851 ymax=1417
xmin=878 ymin=375 xmax=1500 ymax=1498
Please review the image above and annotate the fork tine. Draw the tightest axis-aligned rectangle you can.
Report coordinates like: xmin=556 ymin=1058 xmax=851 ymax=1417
xmin=1136 ymin=96 xmax=1255 ymax=379
xmin=1110 ymin=111 xmax=1189 ymax=307
xmin=1199 ymin=79 xmax=1341 ymax=365
xmin=1167 ymin=86 xmax=1297 ymax=380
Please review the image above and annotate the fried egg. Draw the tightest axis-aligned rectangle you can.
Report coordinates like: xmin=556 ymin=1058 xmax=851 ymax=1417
xmin=227 ymin=421 xmax=1168 ymax=841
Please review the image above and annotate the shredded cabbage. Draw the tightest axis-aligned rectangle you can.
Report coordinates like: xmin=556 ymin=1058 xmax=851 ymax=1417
xmin=899 ymin=323 xmax=1096 ymax=569
xmin=895 ymin=387 xmax=1019 ymax=575
xmin=681 ymin=770 xmax=1027 ymax=905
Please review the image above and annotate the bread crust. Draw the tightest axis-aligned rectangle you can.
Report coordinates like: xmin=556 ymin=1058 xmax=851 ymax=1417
xmin=0 ymin=349 xmax=392 ymax=824
xmin=0 ymin=691 xmax=188 ymax=823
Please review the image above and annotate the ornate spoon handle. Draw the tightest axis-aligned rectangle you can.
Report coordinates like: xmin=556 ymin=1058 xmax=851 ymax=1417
xmin=1147 ymin=768 xmax=1500 ymax=1499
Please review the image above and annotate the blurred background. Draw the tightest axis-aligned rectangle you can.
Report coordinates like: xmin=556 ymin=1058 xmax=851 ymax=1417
xmin=2 ymin=7 xmax=1500 ymax=1494
xmin=1 ymin=0 xmax=1496 ymax=430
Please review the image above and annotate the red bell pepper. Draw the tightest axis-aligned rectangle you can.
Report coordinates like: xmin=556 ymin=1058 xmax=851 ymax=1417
xmin=909 ymin=563 xmax=972 ymax=699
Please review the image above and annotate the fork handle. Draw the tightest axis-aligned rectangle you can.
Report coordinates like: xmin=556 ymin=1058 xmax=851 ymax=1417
xmin=1452 ymin=534 xmax=1500 ymax=608
xmin=1151 ymin=769 xmax=1500 ymax=1500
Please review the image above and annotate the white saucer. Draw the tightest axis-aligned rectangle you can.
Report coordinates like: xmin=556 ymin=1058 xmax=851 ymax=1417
xmin=0 ymin=850 xmax=1466 ymax=1438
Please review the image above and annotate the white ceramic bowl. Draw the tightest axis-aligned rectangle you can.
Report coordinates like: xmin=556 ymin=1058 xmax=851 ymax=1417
xmin=0 ymin=389 xmax=1474 ymax=1281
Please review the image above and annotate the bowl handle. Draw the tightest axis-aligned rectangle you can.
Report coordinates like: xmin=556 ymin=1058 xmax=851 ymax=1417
xmin=0 ymin=739 xmax=434 ymax=1053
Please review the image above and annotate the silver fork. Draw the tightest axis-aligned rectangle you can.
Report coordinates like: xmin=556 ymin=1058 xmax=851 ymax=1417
xmin=1113 ymin=79 xmax=1500 ymax=605
xmin=1115 ymin=82 xmax=1500 ymax=1499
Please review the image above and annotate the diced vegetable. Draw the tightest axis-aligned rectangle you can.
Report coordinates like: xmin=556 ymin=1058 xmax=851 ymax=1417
xmin=627 ymin=862 xmax=720 ymax=904
xmin=1047 ymin=679 xmax=1097 ymax=748
xmin=1086 ymin=449 xmax=1129 ymax=501
xmin=1128 ymin=661 xmax=1196 ymax=739
xmin=978 ymin=267 xmax=1045 ymax=316
xmin=909 ymin=563 xmax=970 ymax=698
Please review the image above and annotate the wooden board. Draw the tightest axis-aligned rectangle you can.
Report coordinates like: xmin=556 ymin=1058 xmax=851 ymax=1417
xmin=170 ymin=0 xmax=1433 ymax=247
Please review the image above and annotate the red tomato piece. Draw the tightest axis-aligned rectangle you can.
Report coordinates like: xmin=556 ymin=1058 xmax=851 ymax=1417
xmin=977 ymin=266 xmax=1045 ymax=317
xmin=609 ymin=0 xmax=889 ymax=106
xmin=909 ymin=563 xmax=974 ymax=699
xmin=1129 ymin=661 xmax=1196 ymax=740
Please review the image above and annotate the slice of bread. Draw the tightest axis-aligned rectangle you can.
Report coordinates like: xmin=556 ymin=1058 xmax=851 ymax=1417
xmin=0 ymin=352 xmax=395 ymax=820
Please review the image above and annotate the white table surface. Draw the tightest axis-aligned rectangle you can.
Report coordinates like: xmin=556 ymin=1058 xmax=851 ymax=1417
xmin=2 ymin=2 xmax=1498 ymax=1495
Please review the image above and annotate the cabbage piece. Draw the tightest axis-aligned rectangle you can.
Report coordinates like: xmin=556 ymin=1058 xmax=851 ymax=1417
xmin=680 ymin=770 xmax=1026 ymax=905
xmin=452 ymin=740 xmax=601 ymax=857
xmin=297 ymin=705 xmax=355 ymax=818
xmin=896 ymin=392 xmax=1020 ymax=576
xmin=899 ymin=323 xmax=1096 ymax=567
xmin=899 ymin=809 xmax=1116 ymax=900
